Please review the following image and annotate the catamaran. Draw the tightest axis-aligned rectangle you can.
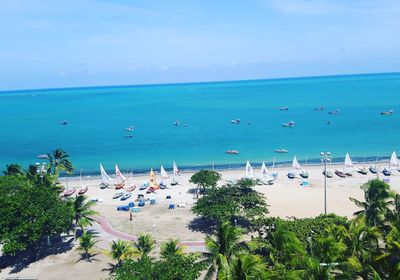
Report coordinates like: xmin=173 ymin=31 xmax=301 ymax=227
xmin=78 ymin=168 xmax=88 ymax=195
xmin=288 ymin=156 xmax=308 ymax=179
xmin=126 ymin=168 xmax=136 ymax=192
xmin=171 ymin=161 xmax=181 ymax=186
xmin=114 ymin=164 xmax=127 ymax=189
xmin=245 ymin=161 xmax=255 ymax=179
xmin=259 ymin=161 xmax=274 ymax=185
xmin=369 ymin=154 xmax=379 ymax=174
xmin=100 ymin=163 xmax=113 ymax=189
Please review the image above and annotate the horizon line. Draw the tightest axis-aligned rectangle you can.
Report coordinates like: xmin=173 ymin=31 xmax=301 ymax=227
xmin=1 ymin=71 xmax=399 ymax=94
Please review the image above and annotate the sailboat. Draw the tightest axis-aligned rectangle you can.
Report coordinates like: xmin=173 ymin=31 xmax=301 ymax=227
xmin=369 ymin=154 xmax=379 ymax=174
xmin=171 ymin=161 xmax=181 ymax=186
xmin=100 ymin=163 xmax=113 ymax=189
xmin=78 ymin=169 xmax=88 ymax=195
xmin=389 ymin=151 xmax=400 ymax=171
xmin=245 ymin=161 xmax=255 ymax=179
xmin=149 ymin=169 xmax=160 ymax=190
xmin=259 ymin=161 xmax=274 ymax=185
xmin=355 ymin=155 xmax=368 ymax=175
xmin=271 ymin=157 xmax=278 ymax=179
xmin=288 ymin=156 xmax=308 ymax=179
xmin=114 ymin=164 xmax=127 ymax=189
xmin=126 ymin=169 xmax=136 ymax=192
xmin=343 ymin=153 xmax=354 ymax=176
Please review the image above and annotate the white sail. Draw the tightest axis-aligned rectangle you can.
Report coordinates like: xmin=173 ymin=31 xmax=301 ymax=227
xmin=389 ymin=151 xmax=400 ymax=169
xmin=260 ymin=161 xmax=268 ymax=177
xmin=160 ymin=165 xmax=169 ymax=179
xmin=245 ymin=161 xmax=255 ymax=178
xmin=344 ymin=153 xmax=354 ymax=172
xmin=292 ymin=156 xmax=303 ymax=171
xmin=100 ymin=163 xmax=112 ymax=184
xmin=115 ymin=164 xmax=127 ymax=181
xmin=173 ymin=161 xmax=182 ymax=177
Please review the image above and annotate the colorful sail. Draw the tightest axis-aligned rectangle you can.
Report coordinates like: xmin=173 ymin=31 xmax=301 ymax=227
xmin=100 ymin=163 xmax=112 ymax=184
xmin=344 ymin=153 xmax=354 ymax=173
xmin=149 ymin=168 xmax=159 ymax=189
xmin=245 ymin=161 xmax=255 ymax=178
xmin=160 ymin=165 xmax=169 ymax=179
xmin=173 ymin=161 xmax=181 ymax=177
xmin=115 ymin=164 xmax=127 ymax=181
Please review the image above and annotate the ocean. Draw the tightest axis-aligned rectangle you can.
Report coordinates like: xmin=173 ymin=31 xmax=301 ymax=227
xmin=1 ymin=73 xmax=400 ymax=175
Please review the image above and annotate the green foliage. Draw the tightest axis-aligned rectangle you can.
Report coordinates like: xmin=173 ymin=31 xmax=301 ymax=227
xmin=189 ymin=170 xmax=221 ymax=194
xmin=68 ymin=195 xmax=98 ymax=241
xmin=160 ymin=239 xmax=184 ymax=260
xmin=218 ymin=253 xmax=267 ymax=280
xmin=133 ymin=233 xmax=155 ymax=258
xmin=3 ymin=163 xmax=25 ymax=176
xmin=77 ymin=230 xmax=97 ymax=261
xmin=47 ymin=148 xmax=74 ymax=175
xmin=109 ymin=239 xmax=135 ymax=266
xmin=192 ymin=178 xmax=269 ymax=222
xmin=0 ymin=175 xmax=72 ymax=256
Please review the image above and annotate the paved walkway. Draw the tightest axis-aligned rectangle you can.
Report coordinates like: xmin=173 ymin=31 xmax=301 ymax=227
xmin=93 ymin=216 xmax=206 ymax=251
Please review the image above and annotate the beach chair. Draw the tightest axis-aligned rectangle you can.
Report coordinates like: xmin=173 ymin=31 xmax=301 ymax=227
xmin=150 ymin=199 xmax=156 ymax=205
xmin=131 ymin=207 xmax=140 ymax=213
xmin=301 ymin=181 xmax=309 ymax=187
xmin=168 ymin=203 xmax=175 ymax=209
xmin=166 ymin=195 xmax=171 ymax=199
xmin=138 ymin=201 xmax=145 ymax=207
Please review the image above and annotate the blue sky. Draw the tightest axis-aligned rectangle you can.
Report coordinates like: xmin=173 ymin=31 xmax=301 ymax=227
xmin=1 ymin=0 xmax=400 ymax=90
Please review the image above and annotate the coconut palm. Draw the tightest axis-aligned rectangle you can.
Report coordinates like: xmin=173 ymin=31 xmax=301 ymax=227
xmin=350 ymin=179 xmax=394 ymax=227
xmin=203 ymin=221 xmax=247 ymax=280
xmin=218 ymin=253 xmax=267 ymax=280
xmin=70 ymin=195 xmax=98 ymax=241
xmin=77 ymin=230 xmax=97 ymax=261
xmin=3 ymin=164 xmax=25 ymax=176
xmin=160 ymin=239 xmax=184 ymax=260
xmin=109 ymin=239 xmax=134 ymax=266
xmin=133 ymin=233 xmax=155 ymax=259
xmin=47 ymin=148 xmax=74 ymax=175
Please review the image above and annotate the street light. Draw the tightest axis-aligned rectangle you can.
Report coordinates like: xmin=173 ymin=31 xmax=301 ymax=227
xmin=36 ymin=162 xmax=47 ymax=183
xmin=320 ymin=152 xmax=331 ymax=215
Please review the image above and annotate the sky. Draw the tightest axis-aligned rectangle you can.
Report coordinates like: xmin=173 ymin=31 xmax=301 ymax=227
xmin=1 ymin=0 xmax=400 ymax=91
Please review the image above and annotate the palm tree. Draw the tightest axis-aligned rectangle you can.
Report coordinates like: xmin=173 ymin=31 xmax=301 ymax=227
xmin=203 ymin=221 xmax=247 ymax=279
xmin=109 ymin=239 xmax=134 ymax=266
xmin=218 ymin=253 xmax=267 ymax=280
xmin=160 ymin=239 xmax=184 ymax=260
xmin=77 ymin=230 xmax=97 ymax=261
xmin=133 ymin=233 xmax=155 ymax=259
xmin=350 ymin=179 xmax=394 ymax=227
xmin=71 ymin=195 xmax=98 ymax=241
xmin=3 ymin=164 xmax=25 ymax=175
xmin=47 ymin=148 xmax=74 ymax=175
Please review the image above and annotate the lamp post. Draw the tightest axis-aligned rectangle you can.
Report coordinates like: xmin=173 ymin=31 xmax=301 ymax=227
xmin=36 ymin=162 xmax=47 ymax=184
xmin=320 ymin=152 xmax=331 ymax=215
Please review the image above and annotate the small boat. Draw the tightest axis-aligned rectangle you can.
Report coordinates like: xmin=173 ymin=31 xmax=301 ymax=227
xmin=226 ymin=150 xmax=239 ymax=154
xmin=60 ymin=120 xmax=68 ymax=125
xmin=126 ymin=184 xmax=136 ymax=192
xmin=159 ymin=181 xmax=167 ymax=189
xmin=100 ymin=163 xmax=113 ymax=189
xmin=389 ymin=151 xmax=400 ymax=171
xmin=322 ymin=170 xmax=333 ymax=178
xmin=380 ymin=110 xmax=394 ymax=115
xmin=259 ymin=161 xmax=275 ymax=185
xmin=328 ymin=110 xmax=339 ymax=115
xmin=170 ymin=161 xmax=181 ymax=186
xmin=124 ymin=135 xmax=133 ymax=138
xmin=369 ymin=166 xmax=378 ymax=174
xmin=287 ymin=172 xmax=296 ymax=179
xmin=78 ymin=186 xmax=88 ymax=195
xmin=279 ymin=107 xmax=288 ymax=111
xmin=146 ymin=187 xmax=156 ymax=194
xmin=139 ymin=182 xmax=149 ymax=190
xmin=382 ymin=167 xmax=392 ymax=176
xmin=113 ymin=191 xmax=124 ymax=199
xmin=114 ymin=165 xmax=126 ymax=189
xmin=335 ymin=170 xmax=346 ymax=178
xmin=184 ymin=124 xmax=189 ymax=127
xmin=126 ymin=126 xmax=134 ymax=131
xmin=231 ymin=119 xmax=241 ymax=124
xmin=275 ymin=149 xmax=288 ymax=153
xmin=64 ymin=187 xmax=76 ymax=197
xmin=357 ymin=167 xmax=368 ymax=175
xmin=314 ymin=106 xmax=325 ymax=111
xmin=173 ymin=121 xmax=181 ymax=126
xmin=37 ymin=154 xmax=48 ymax=159
xmin=300 ymin=170 xmax=309 ymax=179
xmin=245 ymin=161 xmax=255 ymax=179
xmin=282 ymin=121 xmax=295 ymax=127
xmin=288 ymin=156 xmax=308 ymax=179
xmin=120 ymin=192 xmax=132 ymax=201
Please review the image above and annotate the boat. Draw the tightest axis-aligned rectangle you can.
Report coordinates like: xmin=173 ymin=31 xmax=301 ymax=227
xmin=322 ymin=170 xmax=333 ymax=178
xmin=288 ymin=156 xmax=308 ymax=179
xmin=149 ymin=169 xmax=160 ymax=190
xmin=78 ymin=169 xmax=88 ymax=195
xmin=314 ymin=106 xmax=325 ymax=111
xmin=382 ymin=167 xmax=392 ymax=176
xmin=231 ymin=119 xmax=241 ymax=124
xmin=245 ymin=161 xmax=255 ymax=179
xmin=335 ymin=170 xmax=346 ymax=178
xmin=114 ymin=165 xmax=127 ymax=189
xmin=146 ymin=187 xmax=156 ymax=194
xmin=120 ymin=192 xmax=132 ymax=201
xmin=37 ymin=154 xmax=48 ymax=159
xmin=126 ymin=184 xmax=136 ymax=192
xmin=328 ymin=110 xmax=339 ymax=115
xmin=259 ymin=161 xmax=274 ymax=185
xmin=282 ymin=121 xmax=295 ymax=127
xmin=139 ymin=182 xmax=149 ymax=190
xmin=275 ymin=149 xmax=288 ymax=153
xmin=343 ymin=153 xmax=355 ymax=176
xmin=173 ymin=121 xmax=181 ymax=126
xmin=171 ymin=161 xmax=181 ymax=186
xmin=100 ymin=163 xmax=113 ymax=189
xmin=60 ymin=120 xmax=68 ymax=125
xmin=160 ymin=165 xmax=170 ymax=180
xmin=124 ymin=135 xmax=133 ymax=138
xmin=369 ymin=154 xmax=379 ymax=174
xmin=270 ymin=157 xmax=279 ymax=179
xmin=126 ymin=126 xmax=134 ymax=131
xmin=389 ymin=151 xmax=400 ymax=171
xmin=226 ymin=150 xmax=239 ymax=154
xmin=64 ymin=187 xmax=76 ymax=197
xmin=356 ymin=156 xmax=368 ymax=175
xmin=279 ymin=107 xmax=288 ymax=111
xmin=380 ymin=109 xmax=394 ymax=115
xmin=113 ymin=191 xmax=124 ymax=199
xmin=159 ymin=181 xmax=167 ymax=189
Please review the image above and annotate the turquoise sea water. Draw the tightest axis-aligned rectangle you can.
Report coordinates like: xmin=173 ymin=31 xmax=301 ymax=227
xmin=1 ymin=73 xmax=400 ymax=175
